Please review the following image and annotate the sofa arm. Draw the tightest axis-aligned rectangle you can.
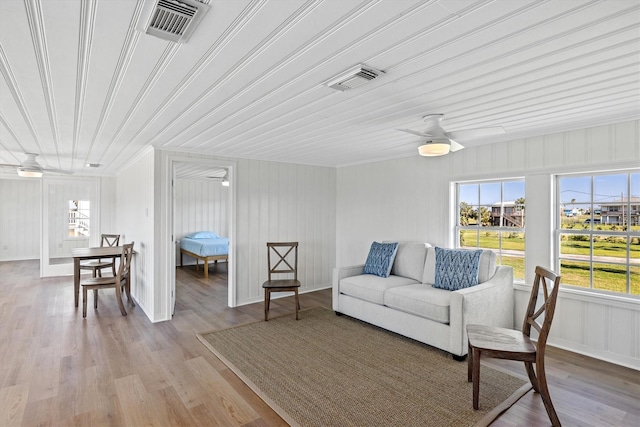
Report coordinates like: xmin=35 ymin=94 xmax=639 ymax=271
xmin=332 ymin=264 xmax=365 ymax=311
xmin=448 ymin=266 xmax=514 ymax=356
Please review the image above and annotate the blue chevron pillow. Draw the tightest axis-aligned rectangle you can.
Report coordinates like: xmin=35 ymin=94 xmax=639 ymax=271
xmin=363 ymin=242 xmax=399 ymax=278
xmin=433 ymin=247 xmax=482 ymax=290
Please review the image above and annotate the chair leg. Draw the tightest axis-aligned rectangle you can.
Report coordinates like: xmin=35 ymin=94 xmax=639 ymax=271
xmin=82 ymin=286 xmax=88 ymax=318
xmin=467 ymin=341 xmax=473 ymax=382
xmin=536 ymin=359 xmax=561 ymax=426
xmin=264 ymin=290 xmax=270 ymax=321
xmin=124 ymin=278 xmax=135 ymax=306
xmin=93 ymin=289 xmax=98 ymax=309
xmin=472 ymin=347 xmax=481 ymax=410
xmin=524 ymin=361 xmax=540 ymax=393
xmin=115 ymin=283 xmax=127 ymax=316
xmin=294 ymin=289 xmax=299 ymax=320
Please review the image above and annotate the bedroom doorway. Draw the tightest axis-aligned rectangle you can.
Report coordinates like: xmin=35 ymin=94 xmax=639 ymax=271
xmin=169 ymin=158 xmax=235 ymax=317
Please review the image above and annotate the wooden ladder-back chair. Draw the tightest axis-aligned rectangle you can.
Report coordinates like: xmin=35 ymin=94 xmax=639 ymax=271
xmin=81 ymin=242 xmax=134 ymax=318
xmin=79 ymin=233 xmax=120 ymax=277
xmin=262 ymin=242 xmax=300 ymax=321
xmin=466 ymin=266 xmax=562 ymax=426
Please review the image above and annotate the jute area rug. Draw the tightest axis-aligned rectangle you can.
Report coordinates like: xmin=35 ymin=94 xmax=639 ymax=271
xmin=197 ymin=307 xmax=530 ymax=427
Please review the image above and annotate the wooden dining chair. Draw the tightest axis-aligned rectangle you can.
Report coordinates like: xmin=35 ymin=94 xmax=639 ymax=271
xmin=79 ymin=233 xmax=120 ymax=277
xmin=81 ymin=242 xmax=134 ymax=318
xmin=467 ymin=266 xmax=562 ymax=426
xmin=262 ymin=242 xmax=300 ymax=321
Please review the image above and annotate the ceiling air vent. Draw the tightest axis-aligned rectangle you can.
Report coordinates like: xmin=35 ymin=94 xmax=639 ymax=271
xmin=325 ymin=64 xmax=384 ymax=91
xmin=140 ymin=0 xmax=210 ymax=43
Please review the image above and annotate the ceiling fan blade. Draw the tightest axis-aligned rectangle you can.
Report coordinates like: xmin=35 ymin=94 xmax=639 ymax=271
xmin=397 ymin=128 xmax=435 ymax=138
xmin=0 ymin=163 xmax=21 ymax=168
xmin=42 ymin=167 xmax=73 ymax=174
xmin=445 ymin=126 xmax=505 ymax=140
xmin=449 ymin=139 xmax=465 ymax=152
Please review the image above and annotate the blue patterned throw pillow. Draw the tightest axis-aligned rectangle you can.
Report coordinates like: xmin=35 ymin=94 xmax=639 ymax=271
xmin=363 ymin=242 xmax=399 ymax=278
xmin=433 ymin=247 xmax=482 ymax=290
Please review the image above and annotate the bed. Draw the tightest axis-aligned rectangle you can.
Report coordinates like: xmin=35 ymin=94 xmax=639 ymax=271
xmin=179 ymin=231 xmax=229 ymax=278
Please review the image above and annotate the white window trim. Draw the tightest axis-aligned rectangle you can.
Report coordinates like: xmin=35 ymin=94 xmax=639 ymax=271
xmin=454 ymin=177 xmax=526 ymax=279
xmin=554 ymin=169 xmax=640 ymax=297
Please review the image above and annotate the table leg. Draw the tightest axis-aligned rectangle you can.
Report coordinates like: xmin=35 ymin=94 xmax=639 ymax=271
xmin=74 ymin=258 xmax=80 ymax=307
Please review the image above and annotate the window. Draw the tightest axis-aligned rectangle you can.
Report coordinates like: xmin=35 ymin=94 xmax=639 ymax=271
xmin=556 ymin=171 xmax=639 ymax=296
xmin=455 ymin=179 xmax=525 ymax=280
xmin=68 ymin=200 xmax=90 ymax=238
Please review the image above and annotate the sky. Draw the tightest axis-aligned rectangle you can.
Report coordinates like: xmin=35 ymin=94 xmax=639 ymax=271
xmin=459 ymin=180 xmax=525 ymax=205
xmin=559 ymin=172 xmax=639 ymax=207
xmin=459 ymin=172 xmax=639 ymax=207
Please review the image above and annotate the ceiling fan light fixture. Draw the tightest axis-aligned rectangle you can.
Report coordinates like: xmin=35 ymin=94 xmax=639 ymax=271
xmin=17 ymin=167 xmax=43 ymax=178
xmin=418 ymin=140 xmax=450 ymax=157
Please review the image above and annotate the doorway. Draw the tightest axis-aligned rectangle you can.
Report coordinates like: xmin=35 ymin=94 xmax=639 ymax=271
xmin=168 ymin=157 xmax=236 ymax=316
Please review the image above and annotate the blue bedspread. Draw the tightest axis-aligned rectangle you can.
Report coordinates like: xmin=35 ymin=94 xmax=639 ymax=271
xmin=180 ymin=237 xmax=229 ymax=257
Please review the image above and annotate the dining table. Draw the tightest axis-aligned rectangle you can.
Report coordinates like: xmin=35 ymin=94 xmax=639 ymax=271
xmin=71 ymin=246 xmax=126 ymax=307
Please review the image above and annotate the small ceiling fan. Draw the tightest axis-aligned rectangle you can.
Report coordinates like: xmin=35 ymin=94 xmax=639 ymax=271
xmin=397 ymin=114 xmax=505 ymax=157
xmin=206 ymin=169 xmax=229 ymax=186
xmin=0 ymin=153 xmax=73 ymax=177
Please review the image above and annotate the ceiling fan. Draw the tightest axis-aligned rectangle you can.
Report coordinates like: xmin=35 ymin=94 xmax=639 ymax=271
xmin=398 ymin=114 xmax=505 ymax=157
xmin=206 ymin=169 xmax=229 ymax=186
xmin=0 ymin=153 xmax=73 ymax=177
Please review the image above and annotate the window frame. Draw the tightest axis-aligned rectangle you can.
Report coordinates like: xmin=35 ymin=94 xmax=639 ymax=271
xmin=554 ymin=169 xmax=639 ymax=297
xmin=454 ymin=177 xmax=526 ymax=280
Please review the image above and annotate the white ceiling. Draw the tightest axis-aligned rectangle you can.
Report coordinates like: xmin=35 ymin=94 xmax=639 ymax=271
xmin=0 ymin=0 xmax=639 ymax=178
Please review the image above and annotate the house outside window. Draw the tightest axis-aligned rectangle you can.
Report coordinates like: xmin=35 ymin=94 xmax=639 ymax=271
xmin=455 ymin=179 xmax=525 ymax=280
xmin=556 ymin=171 xmax=639 ymax=296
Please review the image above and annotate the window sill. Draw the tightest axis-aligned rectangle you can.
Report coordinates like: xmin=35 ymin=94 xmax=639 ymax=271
xmin=513 ymin=282 xmax=640 ymax=310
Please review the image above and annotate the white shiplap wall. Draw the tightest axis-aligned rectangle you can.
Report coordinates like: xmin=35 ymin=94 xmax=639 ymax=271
xmin=0 ymin=177 xmax=40 ymax=261
xmin=174 ymin=178 xmax=229 ymax=265
xmin=235 ymin=159 xmax=336 ymax=304
xmin=0 ymin=176 xmax=115 ymax=263
xmin=336 ymin=120 xmax=640 ymax=369
xmin=114 ymin=148 xmax=155 ymax=320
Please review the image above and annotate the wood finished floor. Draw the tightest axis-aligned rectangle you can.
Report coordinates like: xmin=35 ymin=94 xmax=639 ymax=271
xmin=1 ymin=259 xmax=638 ymax=426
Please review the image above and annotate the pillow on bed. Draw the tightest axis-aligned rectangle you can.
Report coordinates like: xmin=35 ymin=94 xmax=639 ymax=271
xmin=185 ymin=231 xmax=219 ymax=239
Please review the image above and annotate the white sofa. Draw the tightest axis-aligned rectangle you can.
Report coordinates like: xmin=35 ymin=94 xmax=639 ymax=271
xmin=332 ymin=242 xmax=514 ymax=358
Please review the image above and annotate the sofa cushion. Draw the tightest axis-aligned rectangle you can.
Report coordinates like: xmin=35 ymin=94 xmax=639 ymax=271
xmin=422 ymin=247 xmax=497 ymax=285
xmin=433 ymin=247 xmax=482 ymax=290
xmin=383 ymin=284 xmax=451 ymax=324
xmin=388 ymin=241 xmax=431 ymax=282
xmin=340 ymin=274 xmax=418 ymax=305
xmin=363 ymin=242 xmax=398 ymax=277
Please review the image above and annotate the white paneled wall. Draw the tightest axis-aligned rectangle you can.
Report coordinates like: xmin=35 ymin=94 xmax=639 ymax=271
xmin=174 ymin=179 xmax=229 ymax=265
xmin=336 ymin=120 xmax=640 ymax=369
xmin=100 ymin=176 xmax=117 ymax=235
xmin=0 ymin=178 xmax=40 ymax=261
xmin=115 ymin=149 xmax=155 ymax=320
xmin=235 ymin=159 xmax=336 ymax=304
xmin=0 ymin=176 xmax=116 ymax=263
